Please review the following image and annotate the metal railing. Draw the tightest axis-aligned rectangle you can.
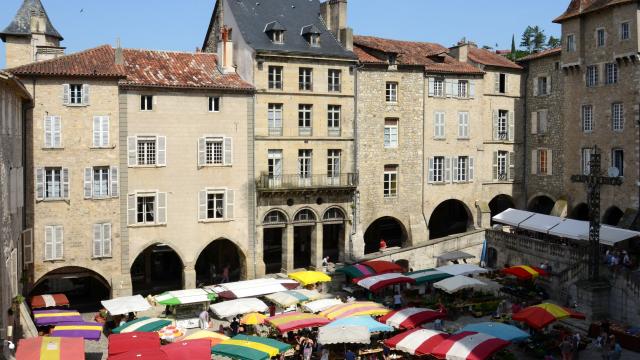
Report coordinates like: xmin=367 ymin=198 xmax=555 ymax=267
xmin=257 ymin=173 xmax=358 ymax=190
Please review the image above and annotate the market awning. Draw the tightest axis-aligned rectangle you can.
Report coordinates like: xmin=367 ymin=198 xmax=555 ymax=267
xmin=30 ymin=293 xmax=69 ymax=309
xmin=288 ymin=271 xmax=331 ymax=286
xmin=16 ymin=337 xmax=84 ymax=360
xmin=384 ymin=328 xmax=449 ymax=356
xmin=318 ymin=325 xmax=370 ymax=345
xmin=361 ymin=260 xmax=403 ymax=274
xmin=32 ymin=309 xmax=83 ymax=326
xmin=512 ymin=303 xmax=585 ymax=329
xmin=111 ymin=317 xmax=172 ymax=334
xmin=335 ymin=263 xmax=376 ymax=278
xmin=266 ymin=311 xmax=330 ymax=333
xmin=435 ymin=250 xmax=476 ymax=262
xmin=503 ymin=265 xmax=548 ymax=280
xmin=154 ymin=288 xmax=217 ymax=305
xmin=433 ymin=275 xmax=487 ymax=294
xmin=50 ymin=321 xmax=103 ymax=341
xmin=183 ymin=330 xmax=229 ymax=347
xmin=491 ymin=208 xmax=534 ymax=227
xmin=435 ymin=264 xmax=488 ymax=276
xmin=101 ymin=295 xmax=151 ymax=315
xmin=210 ymin=298 xmax=268 ymax=319
xmin=301 ymin=298 xmax=343 ymax=313
xmin=356 ymin=273 xmax=415 ymax=292
xmin=405 ymin=269 xmax=453 ymax=285
xmin=264 ymin=289 xmax=324 ymax=308
xmin=379 ymin=307 xmax=446 ymax=330
xmin=431 ymin=331 xmax=510 ymax=360
xmin=319 ymin=301 xmax=390 ymax=320
xmin=519 ymin=213 xmax=563 ymax=232
xmin=161 ymin=339 xmax=211 ymax=360
xmin=108 ymin=332 xmax=161 ymax=357
xmin=459 ymin=322 xmax=530 ymax=342
xmin=109 ymin=349 xmax=169 ymax=360
xmin=212 ymin=335 xmax=291 ymax=360
xmin=207 ymin=278 xmax=299 ymax=299
xmin=325 ymin=315 xmax=394 ymax=332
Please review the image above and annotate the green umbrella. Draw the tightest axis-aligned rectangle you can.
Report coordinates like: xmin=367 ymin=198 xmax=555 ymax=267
xmin=154 ymin=289 xmax=217 ymax=306
xmin=405 ymin=269 xmax=453 ymax=284
xmin=111 ymin=317 xmax=172 ymax=334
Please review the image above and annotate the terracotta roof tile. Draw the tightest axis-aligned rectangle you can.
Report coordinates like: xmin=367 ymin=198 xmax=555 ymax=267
xmin=554 ymin=0 xmax=633 ymax=23
xmin=518 ymin=47 xmax=562 ymax=62
xmin=467 ymin=47 xmax=522 ymax=70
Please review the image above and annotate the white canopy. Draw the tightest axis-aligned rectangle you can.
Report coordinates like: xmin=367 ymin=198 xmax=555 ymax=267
xmin=207 ymin=278 xmax=299 ymax=299
xmin=435 ymin=250 xmax=475 ymax=261
xmin=154 ymin=289 xmax=215 ymax=305
xmin=491 ymin=208 xmax=534 ymax=227
xmin=435 ymin=264 xmax=488 ymax=276
xmin=210 ymin=298 xmax=268 ymax=319
xmin=302 ymin=298 xmax=343 ymax=313
xmin=101 ymin=295 xmax=151 ymax=315
xmin=519 ymin=213 xmax=563 ymax=233
xmin=433 ymin=275 xmax=487 ymax=294
xmin=318 ymin=325 xmax=370 ymax=345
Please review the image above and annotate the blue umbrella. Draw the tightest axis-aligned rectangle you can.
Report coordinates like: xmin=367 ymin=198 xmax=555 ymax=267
xmin=459 ymin=322 xmax=530 ymax=342
xmin=325 ymin=315 xmax=394 ymax=333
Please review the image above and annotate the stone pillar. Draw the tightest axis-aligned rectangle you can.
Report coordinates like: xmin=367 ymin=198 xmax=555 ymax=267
xmin=254 ymin=226 xmax=266 ymax=278
xmin=282 ymin=225 xmax=294 ymax=272
xmin=576 ymin=280 xmax=611 ymax=322
xmin=111 ymin=274 xmax=133 ymax=297
xmin=183 ymin=264 xmax=196 ymax=290
xmin=311 ymin=224 xmax=323 ymax=270
xmin=475 ymin=201 xmax=491 ymax=229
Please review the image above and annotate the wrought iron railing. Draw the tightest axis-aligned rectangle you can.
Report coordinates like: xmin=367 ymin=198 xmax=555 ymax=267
xmin=257 ymin=173 xmax=358 ymax=190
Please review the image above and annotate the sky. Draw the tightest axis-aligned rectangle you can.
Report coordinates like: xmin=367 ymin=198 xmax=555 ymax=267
xmin=0 ymin=0 xmax=567 ymax=69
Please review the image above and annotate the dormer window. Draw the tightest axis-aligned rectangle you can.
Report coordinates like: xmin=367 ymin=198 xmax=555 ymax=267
xmin=265 ymin=21 xmax=286 ymax=45
xmin=309 ymin=34 xmax=320 ymax=47
xmin=301 ymin=25 xmax=321 ymax=47
xmin=271 ymin=30 xmax=284 ymax=44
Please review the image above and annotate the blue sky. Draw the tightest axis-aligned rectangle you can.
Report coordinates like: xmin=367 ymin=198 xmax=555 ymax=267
xmin=0 ymin=0 xmax=567 ymax=69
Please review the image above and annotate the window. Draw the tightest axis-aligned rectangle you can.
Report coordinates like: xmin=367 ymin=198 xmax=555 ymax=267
xmin=537 ymin=149 xmax=549 ymax=175
xmin=128 ymin=192 xmax=166 ymax=225
xmin=537 ymin=76 xmax=548 ymax=96
xmin=495 ymin=110 xmax=509 ymax=140
xmin=457 ymin=80 xmax=468 ymax=98
xmin=92 ymin=116 xmax=109 ymax=147
xmin=532 ymin=110 xmax=548 ymax=135
xmin=93 ymin=167 xmax=109 ymax=197
xmin=299 ymin=68 xmax=313 ymax=91
xmin=209 ymin=97 xmax=220 ymax=112
xmin=69 ymin=84 xmax=84 ymax=105
xmin=198 ymin=136 xmax=232 ymax=166
xmin=268 ymin=66 xmax=283 ymax=90
xmin=454 ymin=156 xmax=473 ymax=182
xmin=582 ymin=148 xmax=593 ymax=175
xmin=92 ymin=223 xmax=112 ymax=258
xmin=386 ymin=82 xmax=398 ymax=103
xmin=596 ymin=28 xmax=606 ymax=47
xmin=45 ymin=168 xmax=62 ymax=199
xmin=128 ymin=136 xmax=166 ymax=167
xmin=44 ymin=115 xmax=61 ymax=148
xmin=567 ymin=34 xmax=576 ymax=52
xmin=621 ymin=22 xmax=630 ymax=40
xmin=605 ymin=63 xmax=618 ymax=85
xmin=383 ymin=165 xmax=398 ymax=198
xmin=458 ymin=112 xmax=469 ymax=139
xmin=612 ymin=149 xmax=624 ymax=176
xmin=136 ymin=195 xmax=156 ymax=224
xmin=384 ymin=118 xmax=399 ymax=148
xmin=140 ymin=95 xmax=153 ymax=111
xmin=298 ymin=104 xmax=313 ymax=136
xmin=206 ymin=191 xmax=225 ymax=219
xmin=433 ymin=78 xmax=444 ymax=97
xmin=84 ymin=166 xmax=118 ymax=199
xmin=582 ymin=105 xmax=593 ymax=132
xmin=328 ymin=69 xmax=341 ymax=92
xmin=271 ymin=30 xmax=284 ymax=44
xmin=268 ymin=103 xmax=283 ymax=136
xmin=612 ymin=103 xmax=624 ymax=131
xmin=327 ymin=150 xmax=341 ymax=181
xmin=496 ymin=73 xmax=507 ymax=94
xmin=35 ymin=167 xmax=68 ymax=200
xmin=430 ymin=156 xmax=445 ymax=183
xmin=44 ymin=225 xmax=63 ymax=260
xmin=586 ymin=65 xmax=599 ymax=87
xmin=434 ymin=112 xmax=445 ymax=139
xmin=268 ymin=150 xmax=283 ymax=185
xmin=137 ymin=138 xmax=156 ymax=165
xmin=327 ymin=105 xmax=341 ymax=135
xmin=493 ymin=151 xmax=512 ymax=181
xmin=298 ymin=150 xmax=312 ymax=183
xmin=207 ymin=138 xmax=223 ymax=164
xmin=309 ymin=33 xmax=320 ymax=47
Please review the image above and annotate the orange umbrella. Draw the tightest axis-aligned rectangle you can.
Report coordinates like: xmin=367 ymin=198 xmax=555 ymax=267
xmin=241 ymin=312 xmax=267 ymax=325
xmin=512 ymin=303 xmax=585 ymax=329
xmin=503 ymin=265 xmax=548 ymax=280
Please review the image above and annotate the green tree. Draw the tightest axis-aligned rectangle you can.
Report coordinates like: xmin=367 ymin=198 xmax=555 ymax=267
xmin=510 ymin=35 xmax=517 ymax=61
xmin=532 ymin=26 xmax=547 ymax=52
xmin=520 ymin=26 xmax=534 ymax=53
xmin=547 ymin=36 xmax=561 ymax=48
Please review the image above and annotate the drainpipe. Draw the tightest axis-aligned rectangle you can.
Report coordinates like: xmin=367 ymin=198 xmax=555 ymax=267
xmin=421 ymin=72 xmax=428 ymax=236
xmin=523 ymin=67 xmax=529 ymax=207
xmin=351 ymin=63 xmax=364 ymax=261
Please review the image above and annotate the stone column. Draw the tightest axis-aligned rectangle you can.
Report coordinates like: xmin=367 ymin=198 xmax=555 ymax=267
xmin=111 ymin=274 xmax=133 ymax=297
xmin=183 ymin=264 xmax=196 ymax=290
xmin=254 ymin=225 xmax=266 ymax=278
xmin=475 ymin=201 xmax=491 ymax=229
xmin=282 ymin=225 xmax=294 ymax=272
xmin=311 ymin=223 xmax=323 ymax=270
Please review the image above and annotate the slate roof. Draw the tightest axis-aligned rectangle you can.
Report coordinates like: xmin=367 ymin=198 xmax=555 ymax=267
xmin=554 ymin=0 xmax=634 ymax=23
xmin=467 ymin=46 xmax=522 ymax=70
xmin=517 ymin=47 xmax=562 ymax=62
xmin=353 ymin=35 xmax=484 ymax=75
xmin=1 ymin=0 xmax=63 ymax=41
xmin=216 ymin=0 xmax=355 ymax=59
xmin=7 ymin=45 xmax=254 ymax=91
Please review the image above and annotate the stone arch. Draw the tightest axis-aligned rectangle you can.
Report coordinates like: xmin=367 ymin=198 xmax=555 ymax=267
xmin=428 ymin=199 xmax=474 ymax=240
xmin=527 ymin=194 xmax=556 ymax=214
xmin=570 ymin=203 xmax=589 ymax=221
xmin=363 ymin=216 xmax=408 ymax=255
xmin=322 ymin=206 xmax=348 ymax=263
xmin=603 ymin=206 xmax=624 ymax=226
xmin=31 ymin=266 xmax=111 ymax=311
xmin=262 ymin=208 xmax=289 ymax=225
xmin=489 ymin=194 xmax=516 ymax=224
xmin=195 ymin=238 xmax=247 ymax=286
xmin=130 ymin=242 xmax=185 ymax=296
xmin=322 ymin=206 xmax=347 ymax=222
xmin=293 ymin=207 xmax=319 ymax=223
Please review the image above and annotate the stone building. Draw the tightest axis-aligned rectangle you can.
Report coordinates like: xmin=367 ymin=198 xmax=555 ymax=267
xmin=0 ymin=71 xmax=31 ymax=354
xmin=202 ymin=0 xmax=358 ymax=274
xmin=352 ymin=36 xmax=523 ymax=257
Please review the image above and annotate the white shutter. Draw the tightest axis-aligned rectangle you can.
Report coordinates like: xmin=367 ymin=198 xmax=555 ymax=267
xmin=44 ymin=116 xmax=52 ymax=147
xmin=110 ymin=166 xmax=119 ymax=197
xmin=44 ymin=226 xmax=53 ymax=260
xmin=127 ymin=194 xmax=136 ymax=225
xmin=198 ymin=137 xmax=206 ymax=166
xmin=54 ymin=225 xmax=63 ymax=259
xmin=453 ymin=80 xmax=460 ymax=97
xmin=508 ymin=111 xmax=515 ymax=142
xmin=93 ymin=223 xmax=102 ymax=258
xmin=128 ymin=136 xmax=137 ymax=166
xmin=62 ymin=168 xmax=70 ymax=199
xmin=504 ymin=74 xmax=509 ymax=93
xmin=102 ymin=116 xmax=109 ymax=146
xmin=468 ymin=157 xmax=474 ymax=181
xmin=492 ymin=151 xmax=498 ymax=180
xmin=492 ymin=110 xmax=499 ymax=140
xmin=82 ymin=84 xmax=90 ymax=105
xmin=469 ymin=81 xmax=475 ymax=98
xmin=17 ymin=167 xmax=23 ymax=207
xmin=35 ymin=168 xmax=44 ymax=200
xmin=157 ymin=136 xmax=167 ymax=166
xmin=546 ymin=76 xmax=552 ymax=94
xmin=199 ymin=190 xmax=207 ymax=220
xmin=445 ymin=80 xmax=453 ymax=97
xmin=452 ymin=157 xmax=459 ymax=182
xmin=494 ymin=74 xmax=501 ymax=93
xmin=547 ymin=150 xmax=553 ymax=176
xmin=102 ymin=223 xmax=112 ymax=257
xmin=157 ymin=192 xmax=167 ymax=224
xmin=531 ymin=112 xmax=538 ymax=134
xmin=23 ymin=229 xmax=33 ymax=265
xmin=53 ymin=116 xmax=61 ymax=147
xmin=428 ymin=157 xmax=434 ymax=183
xmin=531 ymin=150 xmax=538 ymax=174
xmin=444 ymin=157 xmax=451 ymax=183
xmin=533 ymin=77 xmax=539 ymax=96
xmin=428 ymin=78 xmax=435 ymax=97
xmin=540 ymin=110 xmax=548 ymax=133
xmin=509 ymin=152 xmax=515 ymax=181
xmin=84 ymin=167 xmax=93 ymax=199
xmin=223 ymin=137 xmax=233 ymax=165
xmin=93 ymin=116 xmax=101 ymax=147
xmin=226 ymin=189 xmax=235 ymax=219
xmin=62 ymin=84 xmax=70 ymax=105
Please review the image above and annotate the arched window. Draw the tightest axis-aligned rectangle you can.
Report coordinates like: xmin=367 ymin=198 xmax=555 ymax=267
xmin=263 ymin=210 xmax=287 ymax=225
xmin=323 ymin=208 xmax=345 ymax=222
xmin=294 ymin=209 xmax=317 ymax=223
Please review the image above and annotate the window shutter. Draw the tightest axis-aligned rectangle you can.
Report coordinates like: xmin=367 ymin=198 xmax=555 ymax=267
xmin=44 ymin=226 xmax=53 ymax=260
xmin=157 ymin=192 xmax=167 ymax=224
xmin=44 ymin=116 xmax=52 ymax=147
xmin=54 ymin=225 xmax=63 ymax=259
xmin=453 ymin=80 xmax=460 ymax=97
xmin=82 ymin=84 xmax=90 ymax=105
xmin=110 ymin=166 xmax=119 ymax=197
xmin=102 ymin=223 xmax=112 ymax=257
xmin=508 ymin=111 xmax=515 ymax=142
xmin=157 ymin=136 xmax=167 ymax=166
xmin=547 ymin=150 xmax=553 ymax=176
xmin=92 ymin=116 xmax=100 ymax=147
xmin=468 ymin=157 xmax=474 ymax=181
xmin=199 ymin=190 xmax=207 ymax=220
xmin=546 ymin=76 xmax=552 ymax=94
xmin=504 ymin=74 xmax=509 ymax=93
xmin=492 ymin=151 xmax=498 ymax=180
xmin=23 ymin=229 xmax=33 ymax=265
xmin=469 ymin=81 xmax=475 ymax=98
xmin=224 ymin=137 xmax=233 ymax=165
xmin=128 ymin=136 xmax=137 ymax=166
xmin=533 ymin=77 xmax=538 ymax=96
xmin=492 ymin=110 xmax=499 ymax=140
xmin=102 ymin=116 xmax=109 ymax=146
xmin=494 ymin=74 xmax=500 ymax=93
xmin=84 ymin=167 xmax=93 ymax=199
xmin=509 ymin=152 xmax=515 ymax=181
xmin=53 ymin=116 xmax=61 ymax=147
xmin=127 ymin=194 xmax=136 ymax=225
xmin=445 ymin=80 xmax=453 ymax=97
xmin=17 ymin=167 xmax=24 ymax=207
xmin=93 ymin=224 xmax=102 ymax=258
xmin=428 ymin=157 xmax=434 ymax=183
xmin=531 ymin=112 xmax=538 ymax=134
xmin=62 ymin=84 xmax=70 ymax=105
xmin=226 ymin=189 xmax=235 ymax=219
xmin=198 ymin=137 xmax=206 ymax=166
xmin=540 ymin=110 xmax=548 ymax=133
xmin=428 ymin=78 xmax=435 ymax=97
xmin=452 ymin=157 xmax=459 ymax=183
xmin=444 ymin=157 xmax=451 ymax=183
xmin=35 ymin=168 xmax=44 ymax=200
xmin=531 ymin=150 xmax=538 ymax=174
xmin=62 ymin=168 xmax=70 ymax=199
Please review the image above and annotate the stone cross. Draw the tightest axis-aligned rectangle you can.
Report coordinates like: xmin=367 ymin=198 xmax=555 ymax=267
xmin=570 ymin=146 xmax=622 ymax=280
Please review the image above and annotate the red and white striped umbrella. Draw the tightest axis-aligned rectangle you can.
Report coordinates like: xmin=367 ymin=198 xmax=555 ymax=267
xmin=378 ymin=307 xmax=446 ymax=329
xmin=431 ymin=331 xmax=510 ymax=360
xmin=384 ymin=328 xmax=449 ymax=356
xmin=356 ymin=273 xmax=415 ymax=292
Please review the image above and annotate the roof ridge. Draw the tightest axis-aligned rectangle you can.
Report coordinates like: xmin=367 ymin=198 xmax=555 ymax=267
xmin=122 ymin=47 xmax=218 ymax=56
xmin=354 ymin=34 xmax=444 ymax=48
xmin=6 ymin=44 xmax=114 ymax=71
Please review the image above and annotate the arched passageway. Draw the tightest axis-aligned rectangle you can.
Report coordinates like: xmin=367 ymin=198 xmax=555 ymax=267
xmin=293 ymin=209 xmax=317 ymax=269
xmin=323 ymin=207 xmax=346 ymax=263
xmin=131 ymin=244 xmax=183 ymax=296
xmin=603 ymin=206 xmax=624 ymax=226
xmin=363 ymin=217 xmax=407 ymax=254
xmin=263 ymin=210 xmax=287 ymax=274
xmin=195 ymin=239 xmax=245 ymax=286
xmin=570 ymin=203 xmax=589 ymax=221
xmin=31 ymin=267 xmax=110 ymax=312
xmin=428 ymin=200 xmax=473 ymax=240
xmin=527 ymin=195 xmax=555 ymax=215
xmin=489 ymin=194 xmax=515 ymax=225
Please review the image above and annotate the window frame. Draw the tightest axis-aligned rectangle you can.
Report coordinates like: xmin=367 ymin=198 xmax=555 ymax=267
xmin=208 ymin=96 xmax=221 ymax=112
xmin=92 ymin=223 xmax=112 ymax=258
xmin=298 ymin=104 xmax=313 ymax=136
xmin=433 ymin=78 xmax=444 ymax=97
xmin=299 ymin=67 xmax=313 ymax=91
xmin=385 ymin=82 xmax=398 ymax=103
xmin=328 ymin=69 xmax=341 ymax=92
xmin=582 ymin=105 xmax=593 ymax=132
xmin=271 ymin=30 xmax=284 ymax=44
xmin=92 ymin=166 xmax=110 ymax=198
xmin=268 ymin=66 xmax=283 ymax=90
xmin=537 ymin=76 xmax=548 ymax=96
xmin=537 ymin=149 xmax=548 ymax=175
xmin=612 ymin=103 xmax=624 ymax=131
xmin=206 ymin=190 xmax=226 ymax=220
xmin=92 ymin=115 xmax=109 ymax=148
xmin=44 ymin=167 xmax=63 ymax=199
xmin=457 ymin=112 xmax=470 ymax=139
xmin=567 ymin=34 xmax=576 ymax=52
xmin=327 ymin=105 xmax=341 ymax=135
xmin=298 ymin=149 xmax=313 ymax=180
xmin=434 ymin=112 xmax=445 ymax=139
xmin=44 ymin=115 xmax=62 ymax=148
xmin=457 ymin=80 xmax=469 ymax=98
xmin=433 ymin=156 xmax=445 ymax=183
xmin=456 ymin=156 xmax=469 ymax=182
xmin=612 ymin=148 xmax=624 ymax=177
xmin=69 ymin=84 xmax=84 ymax=105
xmin=205 ymin=137 xmax=224 ymax=165
xmin=586 ymin=65 xmax=599 ymax=87
xmin=498 ymin=73 xmax=507 ymax=94
xmin=384 ymin=118 xmax=399 ymax=148
xmin=383 ymin=165 xmax=398 ymax=198
xmin=605 ymin=63 xmax=618 ymax=85
xmin=327 ymin=149 xmax=341 ymax=179
xmin=268 ymin=103 xmax=283 ymax=136
xmin=496 ymin=151 xmax=508 ymax=180
xmin=596 ymin=28 xmax=606 ymax=48
xmin=136 ymin=194 xmax=157 ymax=225
xmin=136 ymin=137 xmax=157 ymax=165
xmin=620 ymin=22 xmax=630 ymax=41
xmin=44 ymin=225 xmax=63 ymax=261
xmin=140 ymin=95 xmax=153 ymax=111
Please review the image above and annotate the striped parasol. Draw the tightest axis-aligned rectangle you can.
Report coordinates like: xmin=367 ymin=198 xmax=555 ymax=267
xmin=112 ymin=317 xmax=172 ymax=334
xmin=50 ymin=321 xmax=103 ymax=341
xmin=319 ymin=301 xmax=390 ymax=320
xmin=212 ymin=334 xmax=291 ymax=360
xmin=266 ymin=311 xmax=330 ymax=333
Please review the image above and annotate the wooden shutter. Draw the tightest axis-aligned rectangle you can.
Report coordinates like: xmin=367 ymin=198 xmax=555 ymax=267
xmin=62 ymin=84 xmax=70 ymax=105
xmin=504 ymin=74 xmax=509 ymax=93
xmin=428 ymin=78 xmax=435 ymax=97
xmin=44 ymin=116 xmax=52 ymax=147
xmin=445 ymin=80 xmax=453 ymax=97
xmin=157 ymin=192 xmax=167 ymax=224
xmin=198 ymin=137 xmax=206 ymax=166
xmin=157 ymin=136 xmax=167 ymax=166
xmin=509 ymin=152 xmax=515 ymax=181
xmin=23 ymin=229 xmax=33 ymax=265
xmin=84 ymin=167 xmax=93 ymax=199
xmin=226 ymin=189 xmax=235 ymax=219
xmin=224 ymin=137 xmax=233 ymax=165
xmin=102 ymin=223 xmax=112 ymax=257
xmin=495 ymin=74 xmax=501 ymax=93
xmin=110 ymin=166 xmax=119 ymax=197
xmin=492 ymin=151 xmax=498 ymax=180
xmin=531 ymin=150 xmax=538 ymax=174
xmin=492 ymin=110 xmax=499 ymax=140
xmin=127 ymin=194 xmax=136 ymax=225
xmin=452 ymin=80 xmax=460 ymax=97
xmin=546 ymin=76 xmax=552 ymax=94
xmin=533 ymin=77 xmax=538 ymax=96
xmin=469 ymin=81 xmax=475 ymax=98
xmin=547 ymin=150 xmax=553 ymax=176
xmin=54 ymin=225 xmax=63 ymax=259
xmin=93 ymin=224 xmax=102 ymax=258
xmin=17 ymin=167 xmax=24 ymax=207
xmin=53 ymin=116 xmax=61 ymax=147
xmin=62 ymin=168 xmax=70 ymax=199
xmin=444 ymin=157 xmax=451 ymax=183
xmin=102 ymin=116 xmax=109 ymax=146
xmin=452 ymin=157 xmax=459 ymax=183
xmin=428 ymin=157 xmax=434 ymax=183
xmin=468 ymin=157 xmax=474 ymax=181
xmin=508 ymin=111 xmax=515 ymax=142
xmin=128 ymin=136 xmax=137 ymax=166
xmin=44 ymin=226 xmax=53 ymax=260
xmin=199 ymin=190 xmax=207 ymax=220
xmin=531 ymin=112 xmax=538 ymax=134
xmin=93 ymin=116 xmax=100 ymax=147
xmin=35 ymin=168 xmax=44 ymax=200
xmin=82 ymin=84 xmax=90 ymax=105
xmin=541 ymin=110 xmax=548 ymax=133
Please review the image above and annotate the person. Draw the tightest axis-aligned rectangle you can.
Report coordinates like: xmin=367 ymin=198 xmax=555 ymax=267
xmin=560 ymin=336 xmax=573 ymax=360
xmin=126 ymin=312 xmax=136 ymax=322
xmin=322 ymin=256 xmax=329 ymax=267
xmin=230 ymin=317 xmax=240 ymax=336
xmin=199 ymin=308 xmax=210 ymax=330
xmin=320 ymin=347 xmax=329 ymax=360
xmin=434 ymin=318 xmax=444 ymax=331
xmin=610 ymin=336 xmax=622 ymax=360
xmin=393 ymin=292 xmax=403 ymax=309
xmin=572 ymin=332 xmax=581 ymax=359
xmin=302 ymin=339 xmax=313 ymax=360
xmin=379 ymin=238 xmax=387 ymax=252
xmin=345 ymin=349 xmax=356 ymax=360
xmin=218 ymin=324 xmax=225 ymax=335
xmin=222 ymin=265 xmax=230 ymax=283
xmin=209 ymin=263 xmax=217 ymax=284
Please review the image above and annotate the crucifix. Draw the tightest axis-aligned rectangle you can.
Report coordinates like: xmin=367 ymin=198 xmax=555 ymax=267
xmin=571 ymin=145 xmax=622 ymax=280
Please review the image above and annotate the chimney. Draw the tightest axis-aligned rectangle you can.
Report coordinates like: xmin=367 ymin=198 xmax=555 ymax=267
xmin=320 ymin=0 xmax=353 ymax=51
xmin=450 ymin=39 xmax=475 ymax=63
xmin=115 ymin=38 xmax=123 ymax=65
xmin=218 ymin=26 xmax=235 ymax=74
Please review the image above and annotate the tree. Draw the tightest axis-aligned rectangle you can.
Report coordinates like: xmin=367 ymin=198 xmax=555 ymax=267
xmin=510 ymin=35 xmax=517 ymax=61
xmin=520 ymin=26 xmax=534 ymax=53
xmin=532 ymin=26 xmax=547 ymax=52
xmin=547 ymin=36 xmax=561 ymax=48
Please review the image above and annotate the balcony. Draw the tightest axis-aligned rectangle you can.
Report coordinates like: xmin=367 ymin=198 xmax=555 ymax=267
xmin=256 ymin=173 xmax=358 ymax=193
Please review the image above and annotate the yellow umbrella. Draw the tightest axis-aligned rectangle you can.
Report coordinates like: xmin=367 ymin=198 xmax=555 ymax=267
xmin=184 ymin=330 xmax=229 ymax=347
xmin=240 ymin=312 xmax=267 ymax=325
xmin=288 ymin=271 xmax=331 ymax=286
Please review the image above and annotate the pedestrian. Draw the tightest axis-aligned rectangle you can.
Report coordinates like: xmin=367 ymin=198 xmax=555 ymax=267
xmin=199 ymin=308 xmax=210 ymax=330
xmin=345 ymin=348 xmax=356 ymax=360
xmin=393 ymin=292 xmax=403 ymax=309
xmin=572 ymin=332 xmax=581 ymax=359
xmin=302 ymin=339 xmax=313 ymax=360
xmin=609 ymin=336 xmax=622 ymax=360
xmin=222 ymin=264 xmax=230 ymax=283
xmin=379 ymin=238 xmax=387 ymax=252
xmin=320 ymin=347 xmax=329 ymax=360
xmin=230 ymin=317 xmax=240 ymax=336
xmin=560 ymin=336 xmax=573 ymax=360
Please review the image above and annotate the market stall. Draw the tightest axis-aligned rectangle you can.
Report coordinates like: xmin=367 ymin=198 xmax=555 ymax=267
xmin=16 ymin=337 xmax=84 ymax=360
xmin=288 ymin=270 xmax=331 ymax=286
xmin=433 ymin=275 xmax=488 ymax=294
xmin=319 ymin=301 xmax=390 ymax=320
xmin=210 ymin=297 xmax=269 ymax=319
xmin=431 ymin=331 xmax=510 ymax=360
xmin=405 ymin=269 xmax=453 ymax=285
xmin=50 ymin=321 xmax=103 ymax=341
xmin=212 ymin=334 xmax=291 ymax=360
xmin=379 ymin=307 xmax=446 ymax=330
xmin=109 ymin=348 xmax=169 ymax=360
xmin=361 ymin=260 xmax=403 ymax=274
xmin=207 ymin=278 xmax=299 ymax=300
xmin=108 ymin=332 xmax=161 ymax=357
xmin=161 ymin=339 xmax=211 ymax=360
xmin=502 ymin=265 xmax=548 ymax=280
xmin=30 ymin=294 xmax=70 ymax=309
xmin=183 ymin=330 xmax=229 ymax=347
xmin=155 ymin=289 xmax=217 ymax=328
xmin=111 ymin=317 xmax=172 ymax=334
xmin=435 ymin=264 xmax=488 ymax=276
xmin=240 ymin=312 xmax=267 ymax=325
xmin=264 ymin=289 xmax=324 ymax=308
xmin=266 ymin=311 xmax=330 ymax=333
xmin=32 ymin=309 xmax=83 ymax=327
xmin=325 ymin=315 xmax=393 ymax=333
xmin=512 ymin=303 xmax=585 ymax=329
xmin=101 ymin=294 xmax=151 ymax=316
xmin=318 ymin=324 xmax=370 ymax=345
xmin=384 ymin=328 xmax=449 ymax=356
xmin=356 ymin=273 xmax=415 ymax=292
xmin=459 ymin=322 xmax=530 ymax=342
